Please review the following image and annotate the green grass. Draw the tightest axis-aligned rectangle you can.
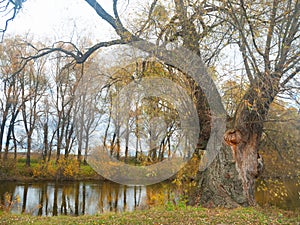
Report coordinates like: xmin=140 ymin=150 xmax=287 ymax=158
xmin=0 ymin=206 xmax=299 ymax=225
xmin=77 ymin=163 xmax=98 ymax=178
xmin=17 ymin=157 xmax=39 ymax=164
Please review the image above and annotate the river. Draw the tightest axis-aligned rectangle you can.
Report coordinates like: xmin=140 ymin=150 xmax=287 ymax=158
xmin=0 ymin=178 xmax=299 ymax=216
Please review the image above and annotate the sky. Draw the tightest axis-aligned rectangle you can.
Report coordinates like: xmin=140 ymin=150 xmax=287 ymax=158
xmin=5 ymin=0 xmax=124 ymax=42
xmin=5 ymin=0 xmax=298 ymax=104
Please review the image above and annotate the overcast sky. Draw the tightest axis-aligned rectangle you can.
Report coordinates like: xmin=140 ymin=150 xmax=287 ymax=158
xmin=6 ymin=0 xmax=133 ymax=42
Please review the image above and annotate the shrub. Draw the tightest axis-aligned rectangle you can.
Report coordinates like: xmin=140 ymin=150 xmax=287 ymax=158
xmin=56 ymin=157 xmax=79 ymax=179
xmin=0 ymin=159 xmax=17 ymax=178
xmin=32 ymin=157 xmax=79 ymax=180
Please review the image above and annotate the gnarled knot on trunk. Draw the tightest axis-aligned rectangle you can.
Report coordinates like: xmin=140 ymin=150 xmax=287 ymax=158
xmin=223 ymin=129 xmax=242 ymax=147
xmin=223 ymin=129 xmax=243 ymax=164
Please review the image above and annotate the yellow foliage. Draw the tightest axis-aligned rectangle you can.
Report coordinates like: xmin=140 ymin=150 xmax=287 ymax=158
xmin=57 ymin=157 xmax=79 ymax=178
xmin=32 ymin=157 xmax=79 ymax=179
xmin=0 ymin=193 xmax=20 ymax=212
xmin=64 ymin=158 xmax=79 ymax=178
xmin=172 ymin=155 xmax=199 ymax=194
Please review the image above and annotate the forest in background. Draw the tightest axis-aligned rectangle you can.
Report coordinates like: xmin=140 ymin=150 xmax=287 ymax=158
xmin=0 ymin=35 xmax=299 ymax=184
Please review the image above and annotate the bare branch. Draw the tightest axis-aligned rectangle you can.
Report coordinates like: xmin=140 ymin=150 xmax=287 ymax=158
xmin=136 ymin=0 xmax=159 ymax=36
xmin=281 ymin=66 xmax=300 ymax=87
xmin=113 ymin=0 xmax=124 ymax=30
xmin=239 ymin=0 xmax=264 ymax=57
xmin=85 ymin=0 xmax=135 ymax=40
xmin=264 ymin=0 xmax=278 ymax=76
xmin=226 ymin=0 xmax=262 ymax=79
xmin=84 ymin=0 xmax=117 ymax=30
xmin=0 ymin=0 xmax=25 ymax=41
xmin=275 ymin=0 xmax=300 ymax=75
xmin=11 ymin=39 xmax=128 ymax=83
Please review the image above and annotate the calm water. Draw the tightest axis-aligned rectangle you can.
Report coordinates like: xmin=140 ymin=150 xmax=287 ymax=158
xmin=0 ymin=181 xmax=179 ymax=216
xmin=0 ymin=179 xmax=299 ymax=216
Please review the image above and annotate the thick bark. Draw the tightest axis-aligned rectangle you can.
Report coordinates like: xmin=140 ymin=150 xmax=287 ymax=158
xmin=190 ymin=145 xmax=247 ymax=207
xmin=192 ymin=83 xmax=274 ymax=207
xmin=190 ymin=125 xmax=262 ymax=207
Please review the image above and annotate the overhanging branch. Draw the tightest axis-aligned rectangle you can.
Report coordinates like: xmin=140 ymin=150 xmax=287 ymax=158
xmin=13 ymin=39 xmax=128 ymax=80
xmin=85 ymin=0 xmax=136 ymax=40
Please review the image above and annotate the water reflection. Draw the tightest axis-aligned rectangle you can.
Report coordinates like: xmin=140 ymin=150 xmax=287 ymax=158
xmin=0 ymin=181 xmax=177 ymax=216
xmin=0 ymin=179 xmax=299 ymax=216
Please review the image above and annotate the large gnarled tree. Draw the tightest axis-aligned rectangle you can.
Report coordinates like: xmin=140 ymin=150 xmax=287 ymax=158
xmin=2 ymin=0 xmax=299 ymax=207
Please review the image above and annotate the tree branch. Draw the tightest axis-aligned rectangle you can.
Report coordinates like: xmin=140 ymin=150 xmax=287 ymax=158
xmin=0 ymin=0 xmax=25 ymax=41
xmin=239 ymin=0 xmax=264 ymax=57
xmin=12 ymin=39 xmax=128 ymax=83
xmin=226 ymin=0 xmax=262 ymax=79
xmin=136 ymin=0 xmax=159 ymax=37
xmin=85 ymin=0 xmax=136 ymax=40
xmin=275 ymin=0 xmax=300 ymax=75
xmin=280 ymin=66 xmax=300 ymax=87
xmin=264 ymin=0 xmax=278 ymax=76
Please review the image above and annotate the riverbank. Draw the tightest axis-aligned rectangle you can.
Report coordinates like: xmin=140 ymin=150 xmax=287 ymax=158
xmin=0 ymin=206 xmax=299 ymax=225
xmin=0 ymin=155 xmax=103 ymax=181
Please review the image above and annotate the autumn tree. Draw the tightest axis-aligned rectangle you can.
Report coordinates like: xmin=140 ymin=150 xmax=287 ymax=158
xmin=50 ymin=53 xmax=79 ymax=161
xmin=207 ymin=0 xmax=300 ymax=206
xmin=0 ymin=37 xmax=26 ymax=160
xmin=20 ymin=55 xmax=48 ymax=166
xmin=105 ymin=59 xmax=193 ymax=165
xmin=2 ymin=0 xmax=299 ymax=207
xmin=74 ymin=58 xmax=105 ymax=164
xmin=132 ymin=0 xmax=300 ymax=206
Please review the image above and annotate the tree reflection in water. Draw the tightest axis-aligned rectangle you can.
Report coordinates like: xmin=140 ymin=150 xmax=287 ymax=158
xmin=1 ymin=179 xmax=299 ymax=215
xmin=0 ymin=181 xmax=177 ymax=216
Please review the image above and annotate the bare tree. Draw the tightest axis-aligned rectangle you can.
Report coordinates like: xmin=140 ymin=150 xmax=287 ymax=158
xmin=0 ymin=37 xmax=24 ymax=160
xmin=20 ymin=56 xmax=48 ymax=166
xmin=74 ymin=59 xmax=105 ymax=164
xmin=51 ymin=56 xmax=78 ymax=161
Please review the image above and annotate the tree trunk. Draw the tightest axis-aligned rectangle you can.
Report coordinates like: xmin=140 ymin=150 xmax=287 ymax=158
xmin=26 ymin=135 xmax=32 ymax=167
xmin=190 ymin=145 xmax=247 ymax=207
xmin=0 ymin=117 xmax=7 ymax=159
xmin=190 ymin=128 xmax=262 ymax=207
xmin=12 ymin=125 xmax=17 ymax=160
xmin=225 ymin=126 xmax=262 ymax=205
xmin=83 ymin=135 xmax=89 ymax=165
xmin=191 ymin=84 xmax=273 ymax=207
xmin=43 ymin=122 xmax=48 ymax=161
xmin=4 ymin=110 xmax=19 ymax=160
xmin=64 ymin=122 xmax=74 ymax=159
xmin=124 ymin=120 xmax=129 ymax=162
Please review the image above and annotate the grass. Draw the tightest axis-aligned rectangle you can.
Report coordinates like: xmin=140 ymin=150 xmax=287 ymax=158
xmin=0 ymin=206 xmax=299 ymax=225
xmin=77 ymin=163 xmax=100 ymax=179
